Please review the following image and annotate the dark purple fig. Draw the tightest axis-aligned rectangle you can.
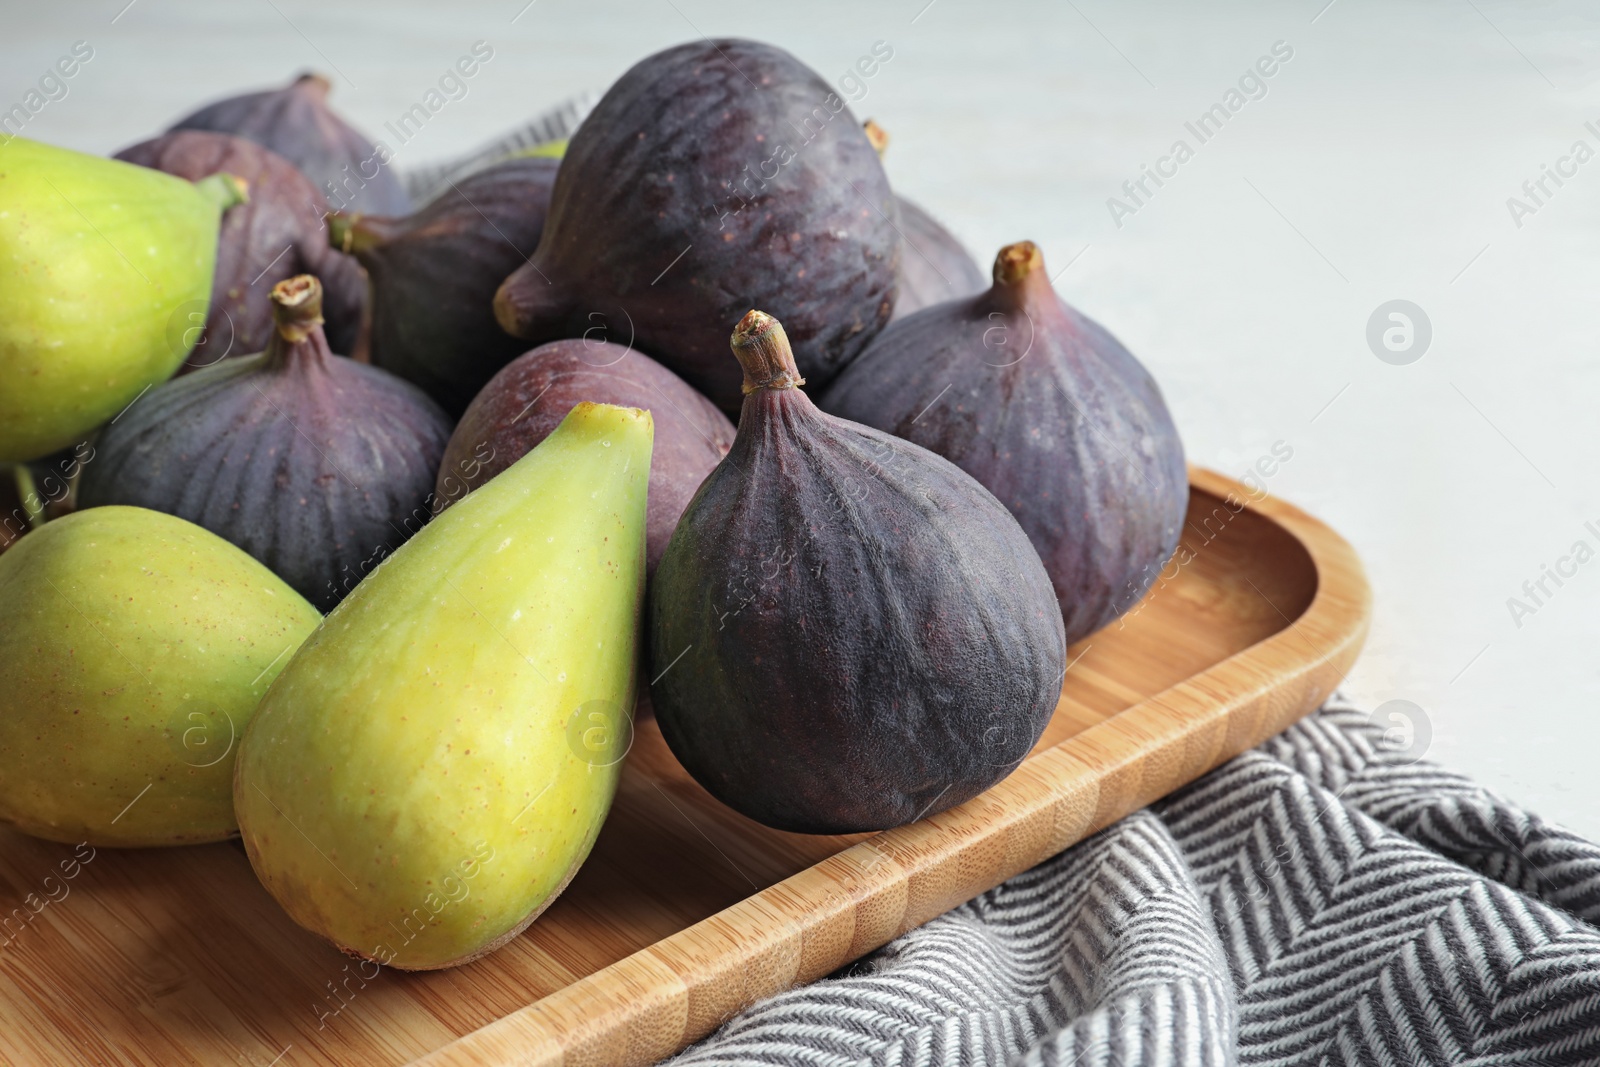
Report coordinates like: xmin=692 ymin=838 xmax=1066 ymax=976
xmin=820 ymin=241 xmax=1188 ymax=645
xmin=493 ymin=39 xmax=899 ymax=414
xmin=78 ymin=275 xmax=452 ymax=613
xmin=860 ymin=121 xmax=986 ymax=321
xmin=116 ymin=131 xmax=366 ymax=365
xmin=435 ymin=338 xmax=733 ymax=575
xmin=329 ymin=157 xmax=560 ymax=415
xmin=649 ymin=311 xmax=1066 ymax=834
xmin=171 ymin=72 xmax=409 ymax=216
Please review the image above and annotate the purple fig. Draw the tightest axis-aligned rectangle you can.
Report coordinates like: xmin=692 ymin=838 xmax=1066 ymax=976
xmin=493 ymin=39 xmax=899 ymax=413
xmin=820 ymin=241 xmax=1188 ymax=644
xmin=649 ymin=311 xmax=1066 ymax=833
xmin=78 ymin=275 xmax=453 ymax=612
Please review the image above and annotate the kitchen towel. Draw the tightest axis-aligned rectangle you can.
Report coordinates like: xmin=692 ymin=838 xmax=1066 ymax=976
xmin=665 ymin=701 xmax=1600 ymax=1066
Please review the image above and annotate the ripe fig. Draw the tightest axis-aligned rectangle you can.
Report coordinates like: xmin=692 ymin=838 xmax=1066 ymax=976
xmin=78 ymin=275 xmax=452 ymax=613
xmin=0 ymin=138 xmax=241 ymax=463
xmin=236 ymin=402 xmax=651 ymax=969
xmin=493 ymin=39 xmax=899 ymax=413
xmin=820 ymin=241 xmax=1188 ymax=644
xmin=330 ymin=156 xmax=560 ymax=415
xmin=116 ymin=130 xmax=366 ymax=364
xmin=861 ymin=121 xmax=986 ymax=320
xmin=0 ymin=506 xmax=320 ymax=847
xmin=171 ymin=72 xmax=409 ymax=216
xmin=436 ymin=338 xmax=734 ymax=574
xmin=650 ymin=311 xmax=1066 ymax=834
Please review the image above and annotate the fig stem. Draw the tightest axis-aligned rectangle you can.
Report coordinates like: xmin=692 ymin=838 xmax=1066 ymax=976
xmin=731 ymin=311 xmax=806 ymax=394
xmin=863 ymin=119 xmax=890 ymax=158
xmin=269 ymin=275 xmax=327 ymax=345
xmin=327 ymin=213 xmax=370 ymax=256
xmin=9 ymin=463 xmax=46 ymax=531
xmin=193 ymin=172 xmax=250 ymax=213
xmin=993 ymin=241 xmax=1045 ymax=287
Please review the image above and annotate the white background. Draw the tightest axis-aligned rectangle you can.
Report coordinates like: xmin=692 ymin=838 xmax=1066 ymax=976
xmin=5 ymin=0 xmax=1597 ymax=838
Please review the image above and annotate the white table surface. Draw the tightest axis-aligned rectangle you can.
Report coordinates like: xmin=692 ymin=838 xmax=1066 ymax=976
xmin=6 ymin=0 xmax=1597 ymax=839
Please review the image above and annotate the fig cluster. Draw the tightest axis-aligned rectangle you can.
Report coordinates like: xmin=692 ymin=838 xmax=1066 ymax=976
xmin=0 ymin=37 xmax=1189 ymax=973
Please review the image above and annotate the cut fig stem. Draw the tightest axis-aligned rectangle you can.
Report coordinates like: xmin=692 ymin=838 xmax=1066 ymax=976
xmin=863 ymin=119 xmax=890 ymax=157
xmin=731 ymin=311 xmax=806 ymax=394
xmin=295 ymin=72 xmax=334 ymax=100
xmin=191 ymin=172 xmax=250 ymax=212
xmin=269 ymin=275 xmax=327 ymax=347
xmin=9 ymin=463 xmax=46 ymax=531
xmin=988 ymin=241 xmax=1052 ymax=311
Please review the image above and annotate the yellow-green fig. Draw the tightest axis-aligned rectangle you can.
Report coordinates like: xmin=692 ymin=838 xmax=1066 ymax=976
xmin=0 ymin=506 xmax=321 ymax=846
xmin=235 ymin=402 xmax=652 ymax=970
xmin=0 ymin=137 xmax=245 ymax=463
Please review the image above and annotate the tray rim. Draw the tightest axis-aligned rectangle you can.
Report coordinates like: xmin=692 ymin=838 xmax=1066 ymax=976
xmin=411 ymin=466 xmax=1372 ymax=1067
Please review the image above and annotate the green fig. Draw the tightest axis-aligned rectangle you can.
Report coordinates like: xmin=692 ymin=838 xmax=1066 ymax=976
xmin=0 ymin=506 xmax=321 ymax=846
xmin=0 ymin=137 xmax=245 ymax=463
xmin=235 ymin=402 xmax=652 ymax=970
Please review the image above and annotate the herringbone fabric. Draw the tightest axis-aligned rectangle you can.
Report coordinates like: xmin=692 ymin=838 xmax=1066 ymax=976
xmin=667 ymin=703 xmax=1600 ymax=1066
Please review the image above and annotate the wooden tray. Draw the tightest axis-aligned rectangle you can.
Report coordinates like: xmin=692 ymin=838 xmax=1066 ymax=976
xmin=0 ymin=468 xmax=1369 ymax=1067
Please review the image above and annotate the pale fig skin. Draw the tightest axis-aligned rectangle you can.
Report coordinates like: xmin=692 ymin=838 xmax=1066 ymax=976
xmin=0 ymin=506 xmax=319 ymax=847
xmin=234 ymin=403 xmax=651 ymax=970
xmin=435 ymin=338 xmax=734 ymax=575
xmin=172 ymin=72 xmax=410 ymax=216
xmin=0 ymin=139 xmax=225 ymax=463
xmin=334 ymin=156 xmax=560 ymax=416
xmin=493 ymin=38 xmax=899 ymax=413
xmin=650 ymin=312 xmax=1067 ymax=834
xmin=77 ymin=275 xmax=453 ymax=613
xmin=820 ymin=242 xmax=1188 ymax=645
xmin=891 ymin=196 xmax=987 ymax=320
xmin=116 ymin=130 xmax=366 ymax=363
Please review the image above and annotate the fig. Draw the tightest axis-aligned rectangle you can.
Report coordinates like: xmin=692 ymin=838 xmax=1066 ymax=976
xmin=171 ymin=72 xmax=409 ymax=216
xmin=78 ymin=275 xmax=452 ymax=613
xmin=820 ymin=241 xmax=1188 ymax=644
xmin=649 ymin=311 xmax=1066 ymax=834
xmin=329 ymin=156 xmax=560 ymax=415
xmin=0 ymin=506 xmax=320 ymax=847
xmin=116 ymin=130 xmax=366 ymax=364
xmin=493 ymin=39 xmax=899 ymax=413
xmin=435 ymin=338 xmax=734 ymax=574
xmin=236 ymin=402 xmax=651 ymax=970
xmin=861 ymin=121 xmax=986 ymax=320
xmin=0 ymin=138 xmax=242 ymax=463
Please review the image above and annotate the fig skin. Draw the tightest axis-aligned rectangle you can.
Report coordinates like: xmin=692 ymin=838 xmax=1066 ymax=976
xmin=331 ymin=157 xmax=560 ymax=416
xmin=171 ymin=72 xmax=410 ymax=216
xmin=892 ymin=196 xmax=987 ymax=320
xmin=116 ymin=130 xmax=366 ymax=365
xmin=820 ymin=241 xmax=1188 ymax=645
xmin=78 ymin=275 xmax=453 ymax=613
xmin=649 ymin=311 xmax=1067 ymax=834
xmin=435 ymin=338 xmax=734 ymax=575
xmin=493 ymin=39 xmax=900 ymax=413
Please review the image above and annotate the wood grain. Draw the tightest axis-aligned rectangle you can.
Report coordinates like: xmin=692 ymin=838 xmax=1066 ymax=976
xmin=0 ymin=469 xmax=1368 ymax=1066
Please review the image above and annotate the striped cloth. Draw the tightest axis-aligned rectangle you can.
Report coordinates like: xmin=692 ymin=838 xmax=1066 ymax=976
xmin=666 ymin=702 xmax=1600 ymax=1066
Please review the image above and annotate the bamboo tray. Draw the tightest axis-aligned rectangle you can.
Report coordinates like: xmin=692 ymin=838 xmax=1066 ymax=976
xmin=0 ymin=467 xmax=1369 ymax=1067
